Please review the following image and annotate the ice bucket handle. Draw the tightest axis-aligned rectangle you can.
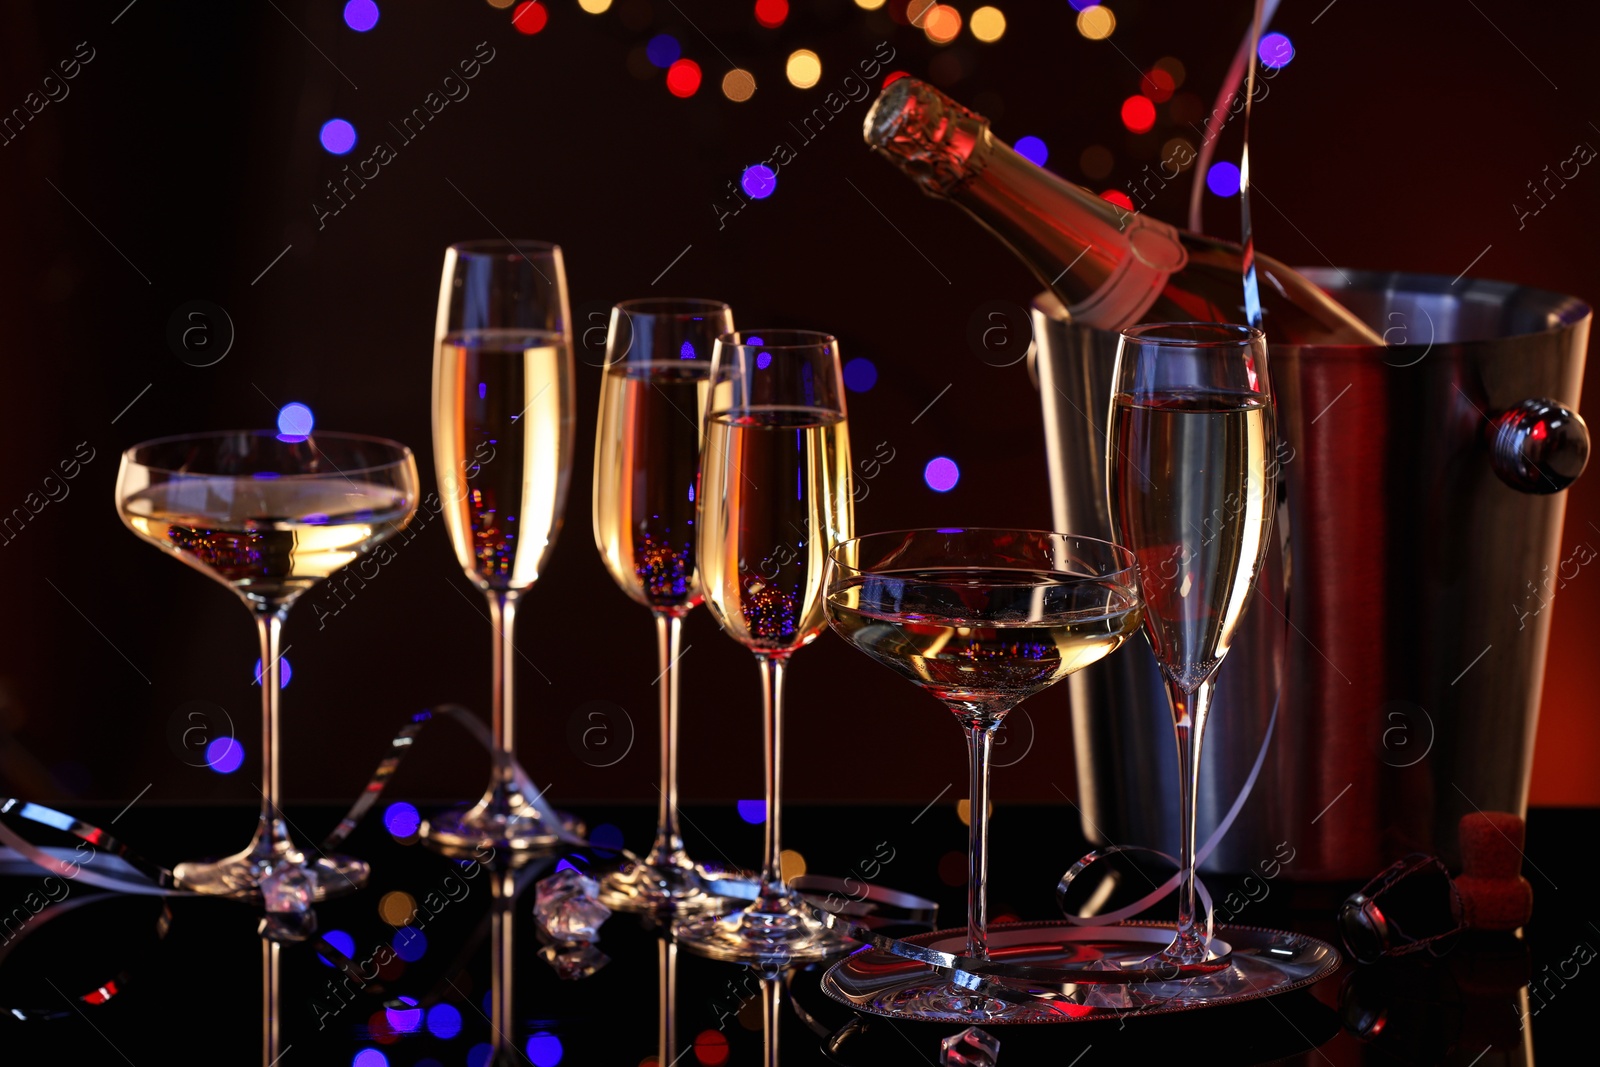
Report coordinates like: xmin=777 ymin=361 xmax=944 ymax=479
xmin=1489 ymin=398 xmax=1590 ymax=494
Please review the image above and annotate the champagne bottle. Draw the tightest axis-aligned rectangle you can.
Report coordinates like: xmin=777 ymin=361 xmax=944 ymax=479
xmin=864 ymin=78 xmax=1383 ymax=345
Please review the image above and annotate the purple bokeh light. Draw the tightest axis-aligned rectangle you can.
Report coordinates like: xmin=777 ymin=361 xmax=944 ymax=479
xmin=318 ymin=929 xmax=356 ymax=967
xmin=383 ymin=801 xmax=421 ymax=837
xmin=385 ymin=996 xmax=422 ymax=1034
xmin=526 ymin=1033 xmax=564 ymax=1067
xmin=1206 ymin=161 xmax=1241 ymax=198
xmin=1014 ymin=135 xmax=1049 ymax=166
xmin=206 ymin=736 xmax=243 ymax=774
xmin=253 ymin=655 xmax=293 ymax=688
xmin=319 ymin=119 xmax=357 ymax=155
xmin=425 ymin=1003 xmax=462 ymax=1039
xmin=924 ymin=457 xmax=961 ymax=492
xmin=646 ymin=34 xmax=681 ymax=68
xmin=741 ymin=163 xmax=777 ymax=199
xmin=343 ymin=0 xmax=379 ymax=32
xmin=1258 ymin=32 xmax=1294 ymax=69
xmin=843 ymin=357 xmax=878 ymax=392
xmin=393 ymin=927 xmax=427 ymax=962
xmin=277 ymin=402 xmax=314 ymax=437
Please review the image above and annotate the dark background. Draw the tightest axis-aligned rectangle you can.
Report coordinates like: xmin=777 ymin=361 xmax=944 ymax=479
xmin=2 ymin=0 xmax=1597 ymax=818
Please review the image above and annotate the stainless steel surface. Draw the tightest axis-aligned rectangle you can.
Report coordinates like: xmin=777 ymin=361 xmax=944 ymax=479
xmin=1035 ymin=269 xmax=1591 ymax=879
xmin=1489 ymin=397 xmax=1589 ymax=493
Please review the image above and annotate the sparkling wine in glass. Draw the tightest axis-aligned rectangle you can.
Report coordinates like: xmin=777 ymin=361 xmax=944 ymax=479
xmin=825 ymin=529 xmax=1142 ymax=1022
xmin=116 ymin=431 xmax=419 ymax=898
xmin=672 ymin=329 xmax=855 ymax=962
xmin=424 ymin=239 xmax=575 ymax=852
xmin=592 ymin=297 xmax=733 ymax=911
xmin=1107 ymin=321 xmax=1276 ymax=965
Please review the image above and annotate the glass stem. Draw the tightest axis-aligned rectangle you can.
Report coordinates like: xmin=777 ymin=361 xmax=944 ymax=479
xmin=964 ymin=719 xmax=1000 ymax=960
xmin=1166 ymin=676 xmax=1216 ymax=963
xmin=486 ymin=590 xmax=521 ymax=816
xmin=761 ymin=975 xmax=781 ymax=1067
xmin=648 ymin=611 xmax=687 ymax=867
xmin=753 ymin=653 xmax=792 ymax=912
xmin=250 ymin=605 xmax=295 ymax=861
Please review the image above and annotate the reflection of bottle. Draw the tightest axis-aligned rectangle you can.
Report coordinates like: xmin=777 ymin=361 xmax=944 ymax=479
xmin=864 ymin=78 xmax=1383 ymax=345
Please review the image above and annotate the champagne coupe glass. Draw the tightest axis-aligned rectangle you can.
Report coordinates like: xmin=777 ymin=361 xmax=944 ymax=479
xmin=115 ymin=431 xmax=420 ymax=897
xmin=825 ymin=529 xmax=1142 ymax=1021
xmin=1107 ymin=322 xmax=1276 ymax=965
xmin=424 ymin=239 xmax=575 ymax=852
xmin=592 ymin=298 xmax=734 ymax=911
xmin=672 ymin=330 xmax=855 ymax=962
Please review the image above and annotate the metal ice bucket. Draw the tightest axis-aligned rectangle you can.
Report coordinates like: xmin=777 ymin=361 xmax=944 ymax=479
xmin=1035 ymin=269 xmax=1591 ymax=879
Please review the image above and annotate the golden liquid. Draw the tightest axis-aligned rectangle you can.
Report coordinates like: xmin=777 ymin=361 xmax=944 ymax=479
xmin=827 ymin=568 xmax=1143 ymax=717
xmin=119 ymin=478 xmax=414 ymax=602
xmin=592 ymin=361 xmax=711 ymax=612
xmin=433 ymin=329 xmax=574 ymax=591
xmin=1109 ymin=390 xmax=1273 ymax=690
xmin=697 ymin=407 xmax=853 ymax=653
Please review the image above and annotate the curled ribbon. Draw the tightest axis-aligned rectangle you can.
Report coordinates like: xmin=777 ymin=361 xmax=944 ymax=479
xmin=0 ymin=703 xmax=586 ymax=898
xmin=1053 ymin=694 xmax=1280 ymax=946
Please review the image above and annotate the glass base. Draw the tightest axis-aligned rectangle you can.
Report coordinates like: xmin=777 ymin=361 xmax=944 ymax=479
xmin=421 ymin=801 xmax=563 ymax=853
xmin=852 ymin=976 xmax=1066 ymax=1024
xmin=599 ymin=852 xmax=720 ymax=914
xmin=822 ymin=921 xmax=1342 ymax=1024
xmin=674 ymin=897 xmax=857 ymax=963
xmin=173 ymin=849 xmax=368 ymax=901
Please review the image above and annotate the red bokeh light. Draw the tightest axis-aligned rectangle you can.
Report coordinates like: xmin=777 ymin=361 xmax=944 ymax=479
xmin=694 ymin=1029 xmax=731 ymax=1066
xmin=368 ymin=1010 xmax=398 ymax=1044
xmin=1120 ymin=94 xmax=1157 ymax=134
xmin=1141 ymin=68 xmax=1176 ymax=103
xmin=754 ymin=0 xmax=789 ymax=29
xmin=937 ymin=849 xmax=967 ymax=886
xmin=512 ymin=2 xmax=548 ymax=35
xmin=666 ymin=58 xmax=702 ymax=98
xmin=1101 ymin=190 xmax=1135 ymax=210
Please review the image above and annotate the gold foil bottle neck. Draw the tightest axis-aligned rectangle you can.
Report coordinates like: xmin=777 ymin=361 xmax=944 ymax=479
xmin=863 ymin=77 xmax=991 ymax=197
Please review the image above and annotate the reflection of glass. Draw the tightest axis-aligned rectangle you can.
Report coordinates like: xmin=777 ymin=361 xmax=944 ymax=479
xmin=592 ymin=298 xmax=733 ymax=911
xmin=657 ymin=939 xmax=678 ymax=1065
xmin=489 ymin=867 xmax=518 ymax=1064
xmin=1108 ymin=322 xmax=1276 ymax=965
xmin=825 ymin=528 xmax=1142 ymax=1021
xmin=262 ymin=937 xmax=281 ymax=1067
xmin=673 ymin=330 xmax=854 ymax=963
xmin=425 ymin=239 xmax=575 ymax=852
xmin=116 ymin=431 xmax=419 ymax=897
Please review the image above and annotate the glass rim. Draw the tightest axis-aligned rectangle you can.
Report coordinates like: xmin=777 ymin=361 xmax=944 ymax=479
xmin=715 ymin=328 xmax=838 ymax=351
xmin=614 ymin=297 xmax=732 ymax=318
xmin=446 ymin=238 xmax=562 ymax=260
xmin=1120 ymin=322 xmax=1264 ymax=348
xmin=120 ymin=429 xmax=416 ymax=480
xmin=829 ymin=527 xmax=1138 ymax=581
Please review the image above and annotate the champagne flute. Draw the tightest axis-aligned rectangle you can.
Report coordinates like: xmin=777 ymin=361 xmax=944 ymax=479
xmin=1107 ymin=322 xmax=1277 ymax=965
xmin=116 ymin=430 xmax=419 ymax=897
xmin=672 ymin=330 xmax=855 ymax=962
xmin=824 ymin=529 xmax=1143 ymax=1021
xmin=592 ymin=298 xmax=734 ymax=911
xmin=424 ymin=239 xmax=575 ymax=852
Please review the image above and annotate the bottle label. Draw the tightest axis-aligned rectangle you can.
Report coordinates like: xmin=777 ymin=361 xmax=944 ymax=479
xmin=1070 ymin=216 xmax=1189 ymax=330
